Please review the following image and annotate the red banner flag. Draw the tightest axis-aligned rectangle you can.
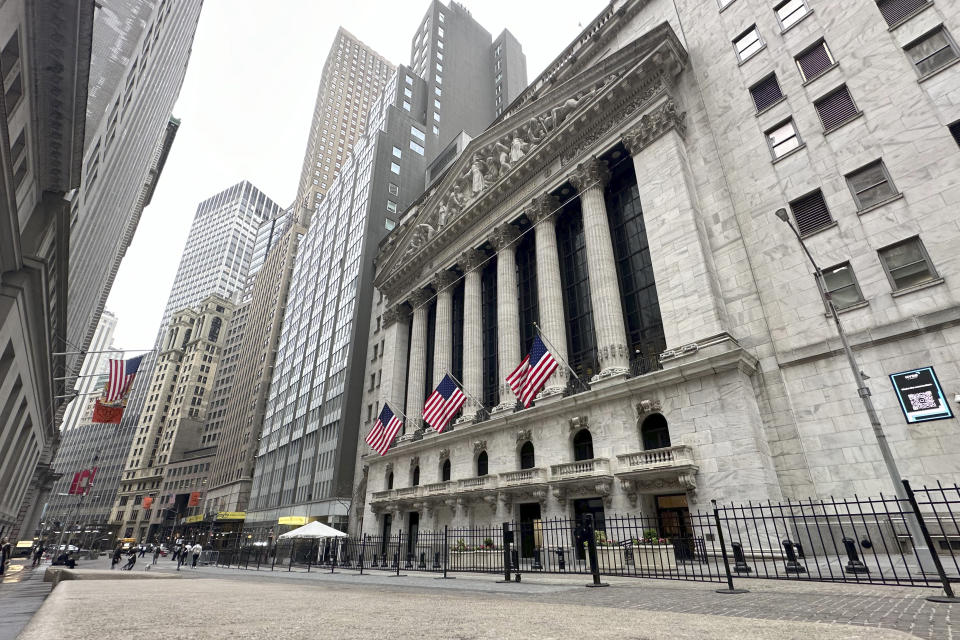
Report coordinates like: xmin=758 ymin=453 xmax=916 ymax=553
xmin=142 ymin=496 xmax=153 ymax=509
xmin=188 ymin=492 xmax=201 ymax=507
xmin=69 ymin=467 xmax=97 ymax=495
xmin=92 ymin=399 xmax=124 ymax=423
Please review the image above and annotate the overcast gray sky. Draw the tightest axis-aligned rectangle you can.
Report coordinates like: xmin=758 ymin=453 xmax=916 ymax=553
xmin=105 ymin=0 xmax=608 ymax=350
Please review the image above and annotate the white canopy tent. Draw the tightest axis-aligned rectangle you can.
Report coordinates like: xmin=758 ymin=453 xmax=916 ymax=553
xmin=278 ymin=520 xmax=347 ymax=539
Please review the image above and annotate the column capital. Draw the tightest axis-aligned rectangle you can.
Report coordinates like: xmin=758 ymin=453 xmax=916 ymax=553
xmin=408 ymin=288 xmax=433 ymax=308
xmin=525 ymin=193 xmax=560 ymax=225
xmin=459 ymin=248 xmax=487 ymax=271
xmin=622 ymin=99 xmax=687 ymax=155
xmin=568 ymin=157 xmax=611 ymax=192
xmin=489 ymin=222 xmax=521 ymax=250
xmin=431 ymin=270 xmax=459 ymax=292
xmin=382 ymin=305 xmax=407 ymax=328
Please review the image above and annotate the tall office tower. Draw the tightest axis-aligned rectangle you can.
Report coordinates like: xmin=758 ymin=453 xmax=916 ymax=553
xmin=294 ymin=28 xmax=394 ymax=210
xmin=408 ymin=1 xmax=526 ymax=163
xmin=111 ymin=295 xmax=234 ymax=542
xmin=59 ymin=311 xmax=118 ymax=436
xmin=67 ymin=0 xmax=202 ymax=393
xmin=118 ymin=181 xmax=283 ymax=454
xmin=0 ymin=0 xmax=93 ymax=540
xmin=204 ymin=220 xmax=307 ymax=528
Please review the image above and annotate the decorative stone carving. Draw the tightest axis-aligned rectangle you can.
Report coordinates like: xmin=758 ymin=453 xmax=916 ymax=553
xmin=525 ymin=193 xmax=560 ymax=225
xmin=438 ymin=448 xmax=450 ymax=460
xmin=551 ymin=486 xmax=566 ymax=506
xmin=459 ymin=248 xmax=486 ymax=271
xmin=509 ymin=135 xmax=528 ymax=163
xmin=620 ymin=479 xmax=638 ymax=507
xmin=636 ymin=399 xmax=663 ymax=417
xmin=516 ymin=429 xmax=532 ymax=443
xmin=498 ymin=492 xmax=514 ymax=513
xmin=489 ymin=223 xmax=521 ymax=250
xmin=468 ymin=154 xmax=485 ymax=196
xmin=384 ymin=463 xmax=393 ymax=474
xmin=410 ymin=456 xmax=420 ymax=469
xmin=382 ymin=305 xmax=406 ymax=328
xmin=473 ymin=439 xmax=487 ymax=454
xmin=403 ymin=223 xmax=435 ymax=261
xmin=431 ymin=270 xmax=458 ymax=292
xmin=568 ymin=415 xmax=589 ymax=432
xmin=568 ymin=158 xmax=611 ymax=192
xmin=622 ymin=100 xmax=687 ymax=155
xmin=408 ymin=288 xmax=433 ymax=308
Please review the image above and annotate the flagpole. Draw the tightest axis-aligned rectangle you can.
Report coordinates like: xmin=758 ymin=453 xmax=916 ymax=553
xmin=444 ymin=369 xmax=486 ymax=415
xmin=382 ymin=398 xmax=411 ymax=422
xmin=532 ymin=322 xmax=583 ymax=385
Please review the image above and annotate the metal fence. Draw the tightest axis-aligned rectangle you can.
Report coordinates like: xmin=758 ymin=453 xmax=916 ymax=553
xmin=213 ymin=480 xmax=959 ymax=598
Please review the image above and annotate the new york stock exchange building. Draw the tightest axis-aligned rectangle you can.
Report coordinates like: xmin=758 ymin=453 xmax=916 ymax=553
xmin=353 ymin=0 xmax=960 ymax=543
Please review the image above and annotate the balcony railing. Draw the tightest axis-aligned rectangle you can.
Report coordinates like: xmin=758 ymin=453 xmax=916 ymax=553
xmin=458 ymin=475 xmax=498 ymax=491
xmin=499 ymin=467 xmax=548 ymax=486
xmin=628 ymin=352 xmax=663 ymax=378
xmin=422 ymin=481 xmax=454 ymax=496
xmin=371 ymin=490 xmax=394 ymax=502
xmin=550 ymin=458 xmax=611 ymax=480
xmin=616 ymin=445 xmax=695 ymax=471
xmin=395 ymin=486 xmax=420 ymax=499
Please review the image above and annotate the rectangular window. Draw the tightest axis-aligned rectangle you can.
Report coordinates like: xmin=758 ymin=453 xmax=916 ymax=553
xmin=385 ymin=218 xmax=396 ymax=231
xmin=435 ymin=86 xmax=442 ymax=96
xmin=438 ymin=11 xmax=445 ymax=22
xmin=905 ymin=27 xmax=960 ymax=77
xmin=822 ymin=262 xmax=865 ymax=310
xmin=402 ymin=100 xmax=411 ymax=111
xmin=789 ymin=189 xmax=833 ymax=235
xmin=438 ymin=26 xmax=444 ymax=38
xmin=433 ymin=111 xmax=440 ymax=121
xmin=410 ymin=126 xmax=426 ymax=141
xmin=405 ymin=74 xmax=413 ymax=85
xmin=775 ymin=0 xmax=809 ymax=30
xmin=879 ymin=237 xmax=939 ymax=290
xmin=392 ymin=146 xmax=402 ymax=158
xmin=846 ymin=160 xmax=898 ymax=210
xmin=409 ymin=140 xmax=425 ymax=155
xmin=796 ymin=40 xmax=836 ymax=81
xmin=734 ymin=26 xmax=765 ymax=62
xmin=404 ymin=87 xmax=412 ymax=97
xmin=814 ymin=85 xmax=859 ymax=130
xmin=436 ymin=62 xmax=443 ymax=73
xmin=432 ymin=125 xmax=439 ymax=135
xmin=434 ymin=99 xmax=441 ymax=109
xmin=949 ymin=120 xmax=960 ymax=147
xmin=390 ymin=162 xmax=400 ymax=175
xmin=765 ymin=119 xmax=802 ymax=159
xmin=877 ymin=0 xmax=931 ymax=27
xmin=388 ymin=183 xmax=399 ymax=196
xmin=386 ymin=200 xmax=398 ymax=213
xmin=749 ymin=74 xmax=783 ymax=112
xmin=436 ymin=75 xmax=442 ymax=85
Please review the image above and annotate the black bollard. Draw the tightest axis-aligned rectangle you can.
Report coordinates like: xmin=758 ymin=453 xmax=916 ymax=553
xmin=405 ymin=552 xmax=414 ymax=569
xmin=582 ymin=514 xmax=609 ymax=588
xmin=782 ymin=539 xmax=806 ymax=574
xmin=418 ymin=552 xmax=426 ymax=569
xmin=732 ymin=541 xmax=753 ymax=574
xmin=557 ymin=547 xmax=566 ymax=571
xmin=511 ymin=548 xmax=519 ymax=570
xmin=391 ymin=551 xmax=398 ymax=568
xmin=841 ymin=537 xmax=869 ymax=574
xmin=433 ymin=551 xmax=441 ymax=570
xmin=532 ymin=547 xmax=543 ymax=570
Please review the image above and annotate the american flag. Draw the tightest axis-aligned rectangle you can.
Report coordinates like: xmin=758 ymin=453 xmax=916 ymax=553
xmin=105 ymin=355 xmax=144 ymax=402
xmin=366 ymin=404 xmax=404 ymax=456
xmin=423 ymin=374 xmax=465 ymax=433
xmin=517 ymin=335 xmax=559 ymax=408
xmin=506 ymin=354 xmax=530 ymax=400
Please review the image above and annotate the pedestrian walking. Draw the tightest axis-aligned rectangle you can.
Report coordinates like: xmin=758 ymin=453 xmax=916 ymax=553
xmin=152 ymin=545 xmax=161 ymax=565
xmin=32 ymin=544 xmax=44 ymax=567
xmin=122 ymin=549 xmax=137 ymax=571
xmin=176 ymin=543 xmax=186 ymax=571
xmin=111 ymin=546 xmax=122 ymax=570
xmin=0 ymin=537 xmax=11 ymax=577
xmin=138 ymin=544 xmax=146 ymax=558
xmin=191 ymin=542 xmax=202 ymax=568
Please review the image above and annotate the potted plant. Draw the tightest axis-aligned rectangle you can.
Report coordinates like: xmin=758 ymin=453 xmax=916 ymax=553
xmin=475 ymin=537 xmax=500 ymax=569
xmin=627 ymin=529 xmax=676 ymax=571
xmin=588 ymin=529 xmax=625 ymax=571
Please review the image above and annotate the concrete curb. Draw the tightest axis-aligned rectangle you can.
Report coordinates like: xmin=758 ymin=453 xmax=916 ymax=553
xmin=43 ymin=567 xmax=182 ymax=587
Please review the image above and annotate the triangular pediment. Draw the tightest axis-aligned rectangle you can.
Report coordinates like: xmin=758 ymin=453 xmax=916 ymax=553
xmin=376 ymin=22 xmax=687 ymax=298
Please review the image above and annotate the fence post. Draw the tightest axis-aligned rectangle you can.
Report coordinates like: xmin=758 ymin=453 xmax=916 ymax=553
xmin=712 ymin=500 xmax=748 ymax=594
xmin=902 ymin=479 xmax=959 ymax=602
xmin=307 ymin=539 xmax=313 ymax=573
xmin=497 ymin=522 xmax=515 ymax=583
xmin=389 ymin=531 xmax=406 ymax=577
xmin=331 ymin=539 xmax=337 ymax=574
xmin=583 ymin=514 xmax=608 ymax=588
xmin=731 ymin=541 xmax=752 ymax=574
xmin=435 ymin=525 xmax=455 ymax=580
xmin=288 ymin=540 xmax=296 ymax=572
xmin=270 ymin=541 xmax=277 ymax=571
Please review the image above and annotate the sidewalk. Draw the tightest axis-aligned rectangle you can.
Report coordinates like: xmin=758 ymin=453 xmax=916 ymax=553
xmin=0 ymin=561 xmax=52 ymax=640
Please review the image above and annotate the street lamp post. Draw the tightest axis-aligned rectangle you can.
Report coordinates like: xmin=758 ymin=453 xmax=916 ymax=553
xmin=775 ymin=208 xmax=935 ymax=570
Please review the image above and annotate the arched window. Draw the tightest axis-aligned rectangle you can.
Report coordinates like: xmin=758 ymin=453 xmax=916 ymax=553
xmin=573 ymin=429 xmax=594 ymax=461
xmin=477 ymin=451 xmax=488 ymax=477
xmin=208 ymin=316 xmax=222 ymax=342
xmin=441 ymin=458 xmax=451 ymax=482
xmin=386 ymin=472 xmax=394 ymax=490
xmin=519 ymin=441 xmax=535 ymax=470
xmin=641 ymin=413 xmax=671 ymax=450
xmin=412 ymin=466 xmax=420 ymax=486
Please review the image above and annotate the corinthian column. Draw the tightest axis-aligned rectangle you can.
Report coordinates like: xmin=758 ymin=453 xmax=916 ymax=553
xmin=431 ymin=270 xmax=458 ymax=387
xmin=528 ymin=194 xmax=568 ymax=395
xmin=405 ymin=288 xmax=432 ymax=429
xmin=460 ymin=249 xmax=486 ymax=418
xmin=490 ymin=223 xmax=521 ymax=410
xmin=568 ymin=158 xmax=629 ymax=378
xmin=379 ymin=304 xmax=410 ymax=418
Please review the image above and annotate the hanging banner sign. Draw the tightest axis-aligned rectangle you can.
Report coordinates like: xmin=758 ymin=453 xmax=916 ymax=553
xmin=889 ymin=366 xmax=953 ymax=424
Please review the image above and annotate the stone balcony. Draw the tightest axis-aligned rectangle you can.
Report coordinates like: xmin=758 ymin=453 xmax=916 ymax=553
xmin=549 ymin=458 xmax=614 ymax=506
xmin=615 ymin=445 xmax=698 ymax=499
xmin=422 ymin=481 xmax=454 ymax=497
xmin=499 ymin=467 xmax=548 ymax=488
xmin=549 ymin=458 xmax=612 ymax=482
xmin=458 ymin=475 xmax=498 ymax=493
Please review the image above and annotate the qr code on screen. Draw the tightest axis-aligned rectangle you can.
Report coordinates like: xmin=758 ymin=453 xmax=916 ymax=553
xmin=908 ymin=391 xmax=937 ymax=411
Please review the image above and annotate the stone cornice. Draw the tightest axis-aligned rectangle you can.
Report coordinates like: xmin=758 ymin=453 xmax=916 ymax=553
xmin=525 ymin=194 xmax=560 ymax=225
xmin=622 ymin=99 xmax=687 ymax=154
xmin=375 ymin=24 xmax=689 ymax=302
xmin=567 ymin=158 xmax=611 ymax=192
xmin=458 ymin=248 xmax=487 ymax=271
xmin=360 ymin=341 xmax=758 ymax=463
xmin=488 ymin=223 xmax=521 ymax=250
xmin=431 ymin=270 xmax=459 ymax=291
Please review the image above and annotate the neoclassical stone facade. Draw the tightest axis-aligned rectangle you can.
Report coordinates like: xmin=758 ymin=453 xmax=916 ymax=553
xmin=354 ymin=0 xmax=960 ymax=540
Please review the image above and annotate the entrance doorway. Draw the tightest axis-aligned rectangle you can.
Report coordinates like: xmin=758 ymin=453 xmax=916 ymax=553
xmin=380 ymin=513 xmax=392 ymax=555
xmin=517 ymin=502 xmax=542 ymax=557
xmin=573 ymin=497 xmax=606 ymax=559
xmin=406 ymin=512 xmax=419 ymax=554
xmin=656 ymin=494 xmax=693 ymax=560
